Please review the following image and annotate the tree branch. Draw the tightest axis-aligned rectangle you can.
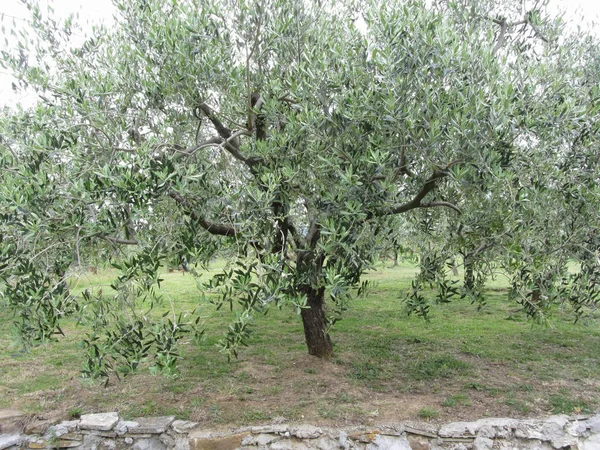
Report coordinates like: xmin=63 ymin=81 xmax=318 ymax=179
xmin=169 ymin=191 xmax=236 ymax=237
xmin=197 ymin=103 xmax=233 ymax=141
xmin=420 ymin=201 xmax=462 ymax=214
xmin=380 ymin=170 xmax=448 ymax=216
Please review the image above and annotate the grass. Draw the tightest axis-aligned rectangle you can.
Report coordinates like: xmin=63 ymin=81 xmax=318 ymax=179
xmin=0 ymin=260 xmax=599 ymax=426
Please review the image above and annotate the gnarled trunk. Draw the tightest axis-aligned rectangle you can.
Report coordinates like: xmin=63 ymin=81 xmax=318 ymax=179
xmin=300 ymin=285 xmax=333 ymax=358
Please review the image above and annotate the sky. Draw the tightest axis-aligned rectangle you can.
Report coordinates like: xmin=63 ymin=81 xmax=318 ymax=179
xmin=0 ymin=0 xmax=599 ymax=108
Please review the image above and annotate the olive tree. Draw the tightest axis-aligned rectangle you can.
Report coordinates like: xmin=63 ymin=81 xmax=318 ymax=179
xmin=1 ymin=0 xmax=598 ymax=377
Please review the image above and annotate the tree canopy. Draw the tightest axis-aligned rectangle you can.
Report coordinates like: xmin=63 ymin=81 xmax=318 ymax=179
xmin=1 ymin=0 xmax=599 ymax=379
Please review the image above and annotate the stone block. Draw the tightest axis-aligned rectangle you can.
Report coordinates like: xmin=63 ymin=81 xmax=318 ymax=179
xmin=515 ymin=420 xmax=544 ymax=440
xmin=188 ymin=432 xmax=249 ymax=450
xmin=79 ymin=413 xmax=119 ymax=432
xmin=0 ymin=435 xmax=21 ymax=450
xmin=438 ymin=422 xmax=478 ymax=438
xmin=171 ymin=421 xmax=199 ymax=435
xmin=250 ymin=425 xmax=289 ymax=434
xmin=366 ymin=434 xmax=411 ymax=450
xmin=581 ymin=433 xmax=600 ymax=450
xmin=132 ymin=438 xmax=167 ymax=450
xmin=473 ymin=436 xmax=493 ymax=450
xmin=129 ymin=417 xmax=175 ymax=435
xmin=586 ymin=415 xmax=600 ymax=434
xmin=0 ymin=411 xmax=25 ymax=435
xmin=290 ymin=425 xmax=322 ymax=439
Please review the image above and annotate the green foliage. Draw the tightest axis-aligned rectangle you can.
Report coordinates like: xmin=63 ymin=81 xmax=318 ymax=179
xmin=418 ymin=407 xmax=440 ymax=420
xmin=0 ymin=0 xmax=599 ymax=374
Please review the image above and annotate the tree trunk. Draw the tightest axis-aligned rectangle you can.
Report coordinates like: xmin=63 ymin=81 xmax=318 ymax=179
xmin=464 ymin=256 xmax=474 ymax=291
xmin=300 ymin=286 xmax=333 ymax=358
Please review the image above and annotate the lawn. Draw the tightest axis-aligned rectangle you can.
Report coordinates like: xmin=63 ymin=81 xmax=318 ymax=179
xmin=1 ymin=261 xmax=599 ymax=427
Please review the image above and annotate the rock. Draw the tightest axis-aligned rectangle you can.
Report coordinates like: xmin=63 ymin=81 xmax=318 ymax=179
xmin=290 ymin=425 xmax=322 ymax=439
xmin=438 ymin=422 xmax=478 ymax=438
xmin=115 ymin=420 xmax=139 ymax=436
xmin=54 ymin=439 xmax=83 ymax=448
xmin=24 ymin=413 xmax=64 ymax=435
xmin=406 ymin=434 xmax=431 ymax=450
xmin=129 ymin=417 xmax=175 ymax=435
xmin=132 ymin=438 xmax=167 ymax=450
xmin=250 ymin=425 xmax=289 ymax=434
xmin=171 ymin=421 xmax=199 ymax=435
xmin=581 ymin=433 xmax=600 ymax=450
xmin=566 ymin=420 xmax=588 ymax=437
xmin=125 ymin=438 xmax=134 ymax=445
xmin=272 ymin=440 xmax=310 ymax=450
xmin=473 ymin=436 xmax=493 ymax=450
xmin=540 ymin=415 xmax=577 ymax=449
xmin=0 ymin=435 xmax=21 ymax=450
xmin=59 ymin=422 xmax=81 ymax=433
xmin=515 ymin=420 xmax=544 ymax=440
xmin=474 ymin=418 xmax=518 ymax=439
xmin=257 ymin=433 xmax=280 ymax=446
xmin=350 ymin=431 xmax=381 ymax=444
xmin=366 ymin=434 xmax=411 ymax=450
xmin=586 ymin=415 xmax=600 ymax=434
xmin=0 ymin=411 xmax=25 ymax=435
xmin=79 ymin=413 xmax=119 ymax=432
xmin=60 ymin=433 xmax=83 ymax=441
xmin=160 ymin=433 xmax=176 ymax=448
xmin=188 ymin=432 xmax=249 ymax=450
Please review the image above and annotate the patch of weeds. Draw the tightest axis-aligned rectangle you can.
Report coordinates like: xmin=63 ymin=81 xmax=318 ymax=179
xmin=418 ymin=407 xmax=440 ymax=420
xmin=165 ymin=383 xmax=188 ymax=394
xmin=264 ymin=385 xmax=282 ymax=395
xmin=68 ymin=407 xmax=83 ymax=419
xmin=208 ymin=405 xmax=222 ymax=422
xmin=503 ymin=395 xmax=531 ymax=414
xmin=442 ymin=393 xmax=471 ymax=408
xmin=350 ymin=362 xmax=379 ymax=380
xmin=190 ymin=397 xmax=206 ymax=407
xmin=410 ymin=355 xmax=470 ymax=380
xmin=304 ymin=367 xmax=317 ymax=374
xmin=242 ymin=409 xmax=270 ymax=422
xmin=318 ymin=408 xmax=339 ymax=419
xmin=548 ymin=392 xmax=595 ymax=414
xmin=333 ymin=392 xmax=355 ymax=404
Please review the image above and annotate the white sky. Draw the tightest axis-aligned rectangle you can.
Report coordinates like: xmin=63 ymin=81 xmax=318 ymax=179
xmin=0 ymin=0 xmax=599 ymax=108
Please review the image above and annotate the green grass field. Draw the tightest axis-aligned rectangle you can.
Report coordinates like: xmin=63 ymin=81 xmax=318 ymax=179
xmin=1 ymin=261 xmax=599 ymax=426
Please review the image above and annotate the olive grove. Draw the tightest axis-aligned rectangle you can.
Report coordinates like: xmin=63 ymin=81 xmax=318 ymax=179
xmin=0 ymin=0 xmax=598 ymax=379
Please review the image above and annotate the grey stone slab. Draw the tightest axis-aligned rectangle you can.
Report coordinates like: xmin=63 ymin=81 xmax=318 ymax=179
xmin=129 ymin=417 xmax=175 ymax=434
xmin=250 ymin=425 xmax=289 ymax=434
xmin=515 ymin=420 xmax=544 ymax=440
xmin=438 ymin=422 xmax=478 ymax=438
xmin=0 ymin=435 xmax=21 ymax=450
xmin=290 ymin=425 xmax=322 ymax=439
xmin=115 ymin=420 xmax=140 ymax=436
xmin=170 ymin=421 xmax=199 ymax=435
xmin=79 ymin=413 xmax=119 ymax=431
xmin=0 ymin=411 xmax=25 ymax=435
xmin=581 ymin=433 xmax=600 ymax=450
xmin=586 ymin=415 xmax=600 ymax=433
xmin=366 ymin=434 xmax=411 ymax=450
xmin=473 ymin=436 xmax=494 ymax=450
xmin=132 ymin=438 xmax=166 ymax=450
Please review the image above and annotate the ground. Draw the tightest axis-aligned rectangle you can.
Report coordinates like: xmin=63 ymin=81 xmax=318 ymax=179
xmin=0 ymin=262 xmax=598 ymax=427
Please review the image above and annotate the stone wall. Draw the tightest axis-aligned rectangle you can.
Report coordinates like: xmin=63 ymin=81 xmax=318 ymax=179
xmin=1 ymin=410 xmax=600 ymax=450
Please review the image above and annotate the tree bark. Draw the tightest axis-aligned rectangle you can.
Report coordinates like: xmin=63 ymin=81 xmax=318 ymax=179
xmin=464 ymin=256 xmax=474 ymax=291
xmin=300 ymin=285 xmax=333 ymax=358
